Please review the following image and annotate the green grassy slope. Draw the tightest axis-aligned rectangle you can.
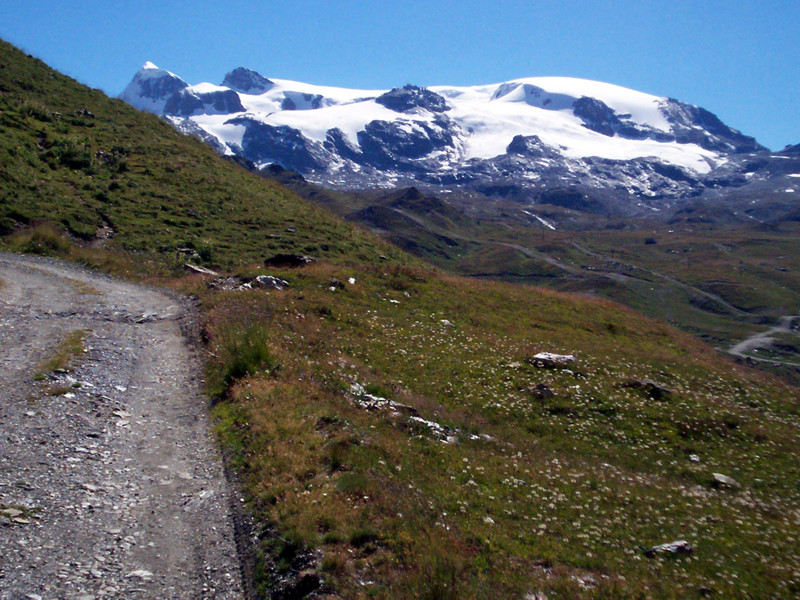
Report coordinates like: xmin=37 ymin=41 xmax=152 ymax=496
xmin=0 ymin=40 xmax=403 ymax=270
xmin=207 ymin=263 xmax=800 ymax=599
xmin=2 ymin=41 xmax=800 ymax=599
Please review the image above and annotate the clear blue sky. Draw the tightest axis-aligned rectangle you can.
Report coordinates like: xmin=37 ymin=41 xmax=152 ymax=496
xmin=1 ymin=0 xmax=797 ymax=150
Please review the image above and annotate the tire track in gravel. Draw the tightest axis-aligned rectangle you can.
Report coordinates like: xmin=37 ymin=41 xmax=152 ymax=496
xmin=0 ymin=253 xmax=244 ymax=600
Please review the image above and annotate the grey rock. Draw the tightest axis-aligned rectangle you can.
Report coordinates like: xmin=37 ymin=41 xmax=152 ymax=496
xmin=263 ymin=253 xmax=316 ymax=268
xmin=622 ymin=378 xmax=672 ymax=400
xmin=208 ymin=277 xmax=241 ymax=291
xmin=164 ymin=88 xmax=245 ymax=117
xmin=221 ymin=67 xmax=274 ymax=94
xmin=527 ymin=352 xmax=575 ymax=369
xmin=250 ymin=275 xmax=289 ymax=290
xmin=643 ymin=539 xmax=693 ymax=557
xmin=530 ymin=384 xmax=555 ymax=399
xmin=375 ymin=84 xmax=449 ymax=114
xmin=712 ymin=472 xmax=740 ymax=488
xmin=184 ymin=263 xmax=220 ymax=277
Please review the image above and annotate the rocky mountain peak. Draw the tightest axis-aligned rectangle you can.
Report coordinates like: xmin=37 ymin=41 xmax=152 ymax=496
xmin=221 ymin=67 xmax=274 ymax=94
xmin=119 ymin=62 xmax=188 ymax=114
xmin=375 ymin=84 xmax=450 ymax=113
xmin=118 ymin=65 xmax=782 ymax=217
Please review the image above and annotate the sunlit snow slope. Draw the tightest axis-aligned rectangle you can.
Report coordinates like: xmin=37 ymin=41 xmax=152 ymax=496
xmin=120 ymin=63 xmax=765 ymax=211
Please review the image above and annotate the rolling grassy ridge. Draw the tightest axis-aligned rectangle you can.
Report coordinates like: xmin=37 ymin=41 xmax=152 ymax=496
xmin=2 ymin=40 xmax=799 ymax=598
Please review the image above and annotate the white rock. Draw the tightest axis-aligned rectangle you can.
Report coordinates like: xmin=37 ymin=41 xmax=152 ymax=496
xmin=532 ymin=352 xmax=575 ymax=363
xmin=127 ymin=569 xmax=153 ymax=579
xmin=644 ymin=539 xmax=692 ymax=557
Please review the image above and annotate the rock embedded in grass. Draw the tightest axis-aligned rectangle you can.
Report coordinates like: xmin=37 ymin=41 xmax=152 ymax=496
xmin=712 ymin=472 xmax=740 ymax=488
xmin=527 ymin=352 xmax=575 ymax=369
xmin=263 ymin=253 xmax=316 ymax=267
xmin=643 ymin=539 xmax=693 ymax=558
xmin=622 ymin=378 xmax=673 ymax=400
xmin=249 ymin=275 xmax=289 ymax=290
xmin=184 ymin=263 xmax=220 ymax=277
xmin=529 ymin=383 xmax=555 ymax=399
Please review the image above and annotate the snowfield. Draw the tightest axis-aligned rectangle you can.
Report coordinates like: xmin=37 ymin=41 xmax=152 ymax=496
xmin=121 ymin=64 xmax=726 ymax=174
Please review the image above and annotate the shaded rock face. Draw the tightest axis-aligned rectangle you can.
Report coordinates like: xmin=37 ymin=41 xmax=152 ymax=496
xmin=572 ymin=97 xmax=675 ymax=142
xmin=660 ymin=99 xmax=765 ymax=153
xmin=572 ymin=96 xmax=622 ymax=137
xmin=375 ymin=84 xmax=450 ymax=113
xmin=357 ymin=115 xmax=456 ymax=170
xmin=324 ymin=128 xmax=362 ymax=162
xmin=227 ymin=116 xmax=328 ymax=171
xmin=137 ymin=73 xmax=188 ymax=104
xmin=164 ymin=89 xmax=245 ymax=117
xmin=506 ymin=134 xmax=562 ymax=159
xmin=221 ymin=67 xmax=274 ymax=94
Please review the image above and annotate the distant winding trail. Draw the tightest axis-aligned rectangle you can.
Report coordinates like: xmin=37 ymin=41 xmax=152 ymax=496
xmin=0 ymin=253 xmax=243 ymax=599
xmin=728 ymin=315 xmax=800 ymax=366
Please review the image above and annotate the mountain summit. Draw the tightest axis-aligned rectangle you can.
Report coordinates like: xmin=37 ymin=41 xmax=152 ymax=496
xmin=119 ymin=62 xmax=188 ymax=114
xmin=119 ymin=65 xmax=785 ymax=215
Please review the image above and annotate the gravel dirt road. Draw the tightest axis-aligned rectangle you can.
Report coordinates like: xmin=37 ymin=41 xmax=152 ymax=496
xmin=0 ymin=253 xmax=244 ymax=599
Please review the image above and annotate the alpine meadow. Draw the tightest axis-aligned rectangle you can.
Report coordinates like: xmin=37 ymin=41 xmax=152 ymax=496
xmin=1 ymin=38 xmax=799 ymax=600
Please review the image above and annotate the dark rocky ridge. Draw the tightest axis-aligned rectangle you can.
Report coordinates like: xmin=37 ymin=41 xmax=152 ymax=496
xmin=136 ymin=71 xmax=188 ymax=104
xmin=375 ymin=84 xmax=450 ymax=113
xmin=164 ymin=88 xmax=245 ymax=117
xmin=221 ymin=67 xmax=274 ymax=93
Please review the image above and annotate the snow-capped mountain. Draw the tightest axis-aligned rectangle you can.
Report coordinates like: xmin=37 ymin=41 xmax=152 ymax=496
xmin=121 ymin=63 xmax=780 ymax=216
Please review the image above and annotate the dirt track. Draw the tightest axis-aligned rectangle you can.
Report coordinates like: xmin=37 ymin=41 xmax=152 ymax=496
xmin=728 ymin=315 xmax=800 ymax=366
xmin=0 ymin=253 xmax=243 ymax=599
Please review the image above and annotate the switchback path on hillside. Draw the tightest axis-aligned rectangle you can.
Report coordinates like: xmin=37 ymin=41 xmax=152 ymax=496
xmin=0 ymin=253 xmax=243 ymax=599
xmin=728 ymin=315 xmax=800 ymax=366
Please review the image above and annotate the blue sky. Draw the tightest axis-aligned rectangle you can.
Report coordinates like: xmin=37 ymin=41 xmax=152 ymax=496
xmin=1 ymin=0 xmax=797 ymax=150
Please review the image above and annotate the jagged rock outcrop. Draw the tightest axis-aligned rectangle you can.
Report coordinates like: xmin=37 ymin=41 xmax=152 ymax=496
xmin=375 ymin=84 xmax=450 ymax=113
xmin=164 ymin=88 xmax=245 ymax=117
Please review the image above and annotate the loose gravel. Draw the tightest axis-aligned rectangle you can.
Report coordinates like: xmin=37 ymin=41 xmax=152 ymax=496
xmin=0 ymin=253 xmax=244 ymax=600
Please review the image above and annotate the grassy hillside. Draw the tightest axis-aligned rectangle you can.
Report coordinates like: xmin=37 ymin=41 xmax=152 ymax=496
xmin=266 ymin=174 xmax=800 ymax=378
xmin=206 ymin=263 xmax=800 ymax=599
xmin=2 ymin=40 xmax=799 ymax=599
xmin=0 ymin=40 xmax=403 ymax=271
